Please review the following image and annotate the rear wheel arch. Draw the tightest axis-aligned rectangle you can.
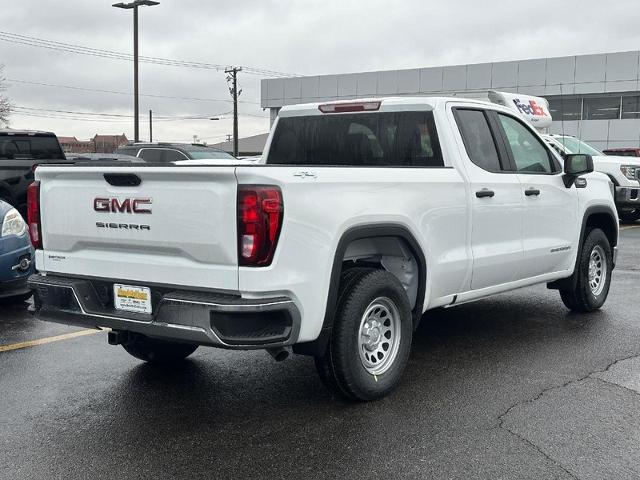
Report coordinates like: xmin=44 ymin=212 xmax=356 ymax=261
xmin=293 ymin=223 xmax=427 ymax=356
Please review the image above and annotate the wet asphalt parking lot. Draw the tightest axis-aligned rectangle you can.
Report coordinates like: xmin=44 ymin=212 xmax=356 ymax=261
xmin=1 ymin=225 xmax=640 ymax=480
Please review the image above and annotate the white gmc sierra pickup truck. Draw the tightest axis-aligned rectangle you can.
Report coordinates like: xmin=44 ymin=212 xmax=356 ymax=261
xmin=28 ymin=97 xmax=619 ymax=401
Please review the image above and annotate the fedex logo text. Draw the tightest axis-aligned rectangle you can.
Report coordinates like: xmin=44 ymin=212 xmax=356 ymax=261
xmin=513 ymin=98 xmax=548 ymax=117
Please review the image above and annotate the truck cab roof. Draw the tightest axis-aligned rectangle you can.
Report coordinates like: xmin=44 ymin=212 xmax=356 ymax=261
xmin=277 ymin=96 xmax=487 ymax=117
xmin=0 ymin=129 xmax=58 ymax=136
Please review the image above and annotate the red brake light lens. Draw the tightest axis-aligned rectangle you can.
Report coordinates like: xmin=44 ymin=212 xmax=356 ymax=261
xmin=318 ymin=101 xmax=381 ymax=114
xmin=27 ymin=181 xmax=42 ymax=249
xmin=237 ymin=185 xmax=283 ymax=266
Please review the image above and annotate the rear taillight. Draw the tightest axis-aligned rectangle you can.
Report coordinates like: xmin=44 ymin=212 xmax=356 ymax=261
xmin=237 ymin=185 xmax=283 ymax=266
xmin=27 ymin=181 xmax=42 ymax=249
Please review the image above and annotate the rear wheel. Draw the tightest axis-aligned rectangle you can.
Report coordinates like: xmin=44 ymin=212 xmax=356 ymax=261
xmin=559 ymin=228 xmax=612 ymax=313
xmin=315 ymin=268 xmax=413 ymax=401
xmin=122 ymin=334 xmax=198 ymax=363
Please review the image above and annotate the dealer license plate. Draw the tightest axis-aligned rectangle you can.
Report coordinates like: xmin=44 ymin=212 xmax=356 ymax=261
xmin=113 ymin=284 xmax=152 ymax=314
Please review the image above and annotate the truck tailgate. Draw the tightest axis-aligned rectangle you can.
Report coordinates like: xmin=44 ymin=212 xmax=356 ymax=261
xmin=37 ymin=166 xmax=239 ymax=291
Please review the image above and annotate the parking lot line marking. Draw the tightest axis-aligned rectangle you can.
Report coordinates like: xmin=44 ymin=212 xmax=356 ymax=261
xmin=620 ymin=225 xmax=640 ymax=231
xmin=0 ymin=329 xmax=103 ymax=353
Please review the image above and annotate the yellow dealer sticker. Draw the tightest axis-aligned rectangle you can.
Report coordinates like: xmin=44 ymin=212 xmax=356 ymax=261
xmin=114 ymin=284 xmax=152 ymax=314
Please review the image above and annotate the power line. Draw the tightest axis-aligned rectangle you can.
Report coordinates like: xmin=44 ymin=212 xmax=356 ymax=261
xmin=14 ymin=105 xmax=232 ymax=118
xmin=13 ymin=111 xmax=230 ymax=124
xmin=13 ymin=112 xmax=135 ymax=123
xmin=15 ymin=106 xmax=134 ymax=118
xmin=6 ymin=78 xmax=260 ymax=105
xmin=12 ymin=106 xmax=264 ymax=123
xmin=0 ymin=31 xmax=298 ymax=78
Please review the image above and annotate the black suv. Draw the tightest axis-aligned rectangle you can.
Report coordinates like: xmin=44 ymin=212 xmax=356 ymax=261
xmin=0 ymin=130 xmax=65 ymax=217
xmin=115 ymin=142 xmax=235 ymax=162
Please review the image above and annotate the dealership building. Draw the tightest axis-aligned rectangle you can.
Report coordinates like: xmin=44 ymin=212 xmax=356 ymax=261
xmin=262 ymin=50 xmax=640 ymax=150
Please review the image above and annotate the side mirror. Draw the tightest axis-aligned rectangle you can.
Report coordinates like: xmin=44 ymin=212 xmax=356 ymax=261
xmin=563 ymin=154 xmax=594 ymax=187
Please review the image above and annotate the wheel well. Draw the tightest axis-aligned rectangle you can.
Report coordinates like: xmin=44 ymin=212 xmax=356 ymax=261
xmin=548 ymin=208 xmax=618 ymax=292
xmin=605 ymin=174 xmax=619 ymax=187
xmin=293 ymin=225 xmax=426 ymax=357
xmin=342 ymin=236 xmax=419 ymax=309
xmin=586 ymin=212 xmax=617 ymax=247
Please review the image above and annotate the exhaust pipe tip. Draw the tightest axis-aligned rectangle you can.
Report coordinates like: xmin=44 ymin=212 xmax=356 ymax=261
xmin=266 ymin=347 xmax=289 ymax=362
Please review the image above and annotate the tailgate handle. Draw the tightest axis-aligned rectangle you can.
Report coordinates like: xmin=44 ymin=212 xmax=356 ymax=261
xmin=104 ymin=173 xmax=141 ymax=187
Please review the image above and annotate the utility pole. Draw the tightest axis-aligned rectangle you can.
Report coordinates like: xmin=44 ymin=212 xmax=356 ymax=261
xmin=149 ymin=109 xmax=153 ymax=142
xmin=225 ymin=66 xmax=242 ymax=157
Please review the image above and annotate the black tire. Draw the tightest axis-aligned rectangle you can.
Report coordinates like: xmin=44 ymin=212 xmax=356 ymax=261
xmin=559 ymin=228 xmax=612 ymax=313
xmin=619 ymin=209 xmax=640 ymax=223
xmin=122 ymin=334 xmax=198 ymax=363
xmin=314 ymin=267 xmax=373 ymax=398
xmin=315 ymin=268 xmax=413 ymax=401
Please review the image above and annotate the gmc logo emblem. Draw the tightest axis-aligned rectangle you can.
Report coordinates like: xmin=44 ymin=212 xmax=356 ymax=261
xmin=94 ymin=197 xmax=152 ymax=214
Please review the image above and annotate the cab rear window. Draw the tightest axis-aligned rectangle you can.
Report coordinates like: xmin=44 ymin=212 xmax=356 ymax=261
xmin=0 ymin=135 xmax=65 ymax=160
xmin=267 ymin=111 xmax=443 ymax=167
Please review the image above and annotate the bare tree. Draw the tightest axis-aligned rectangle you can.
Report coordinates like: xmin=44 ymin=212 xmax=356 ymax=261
xmin=0 ymin=65 xmax=12 ymax=126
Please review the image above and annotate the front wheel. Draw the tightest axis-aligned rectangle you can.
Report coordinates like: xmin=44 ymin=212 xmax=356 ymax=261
xmin=315 ymin=268 xmax=413 ymax=401
xmin=122 ymin=334 xmax=198 ymax=363
xmin=559 ymin=228 xmax=612 ymax=313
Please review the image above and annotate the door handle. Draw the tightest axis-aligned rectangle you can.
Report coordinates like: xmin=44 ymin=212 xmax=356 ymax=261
xmin=475 ymin=189 xmax=495 ymax=198
xmin=525 ymin=188 xmax=541 ymax=196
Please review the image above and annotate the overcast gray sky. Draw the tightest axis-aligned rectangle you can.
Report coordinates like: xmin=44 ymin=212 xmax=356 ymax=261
xmin=1 ymin=0 xmax=639 ymax=144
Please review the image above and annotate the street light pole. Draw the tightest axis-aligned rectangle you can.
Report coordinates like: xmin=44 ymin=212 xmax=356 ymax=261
xmin=112 ymin=0 xmax=159 ymax=143
xmin=133 ymin=4 xmax=139 ymax=142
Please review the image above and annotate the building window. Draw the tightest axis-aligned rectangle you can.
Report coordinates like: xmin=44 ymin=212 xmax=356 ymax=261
xmin=548 ymin=97 xmax=582 ymax=121
xmin=622 ymin=96 xmax=640 ymax=119
xmin=583 ymin=96 xmax=620 ymax=120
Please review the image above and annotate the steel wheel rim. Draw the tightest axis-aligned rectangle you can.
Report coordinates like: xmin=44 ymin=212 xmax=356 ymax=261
xmin=588 ymin=245 xmax=607 ymax=296
xmin=357 ymin=297 xmax=401 ymax=375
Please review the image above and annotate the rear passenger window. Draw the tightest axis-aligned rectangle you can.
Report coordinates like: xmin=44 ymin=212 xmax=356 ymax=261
xmin=138 ymin=149 xmax=163 ymax=162
xmin=163 ymin=150 xmax=188 ymax=162
xmin=0 ymin=135 xmax=65 ymax=160
xmin=267 ymin=111 xmax=443 ymax=167
xmin=454 ymin=109 xmax=502 ymax=173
